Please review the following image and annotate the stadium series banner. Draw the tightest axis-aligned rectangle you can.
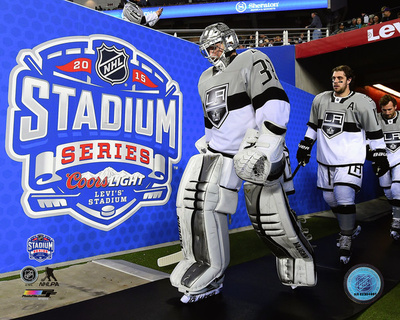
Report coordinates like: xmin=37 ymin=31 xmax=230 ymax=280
xmin=6 ymin=35 xmax=182 ymax=231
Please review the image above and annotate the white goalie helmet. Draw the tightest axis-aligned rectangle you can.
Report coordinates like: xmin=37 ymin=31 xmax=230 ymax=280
xmin=199 ymin=23 xmax=239 ymax=71
xmin=122 ymin=1 xmax=144 ymax=25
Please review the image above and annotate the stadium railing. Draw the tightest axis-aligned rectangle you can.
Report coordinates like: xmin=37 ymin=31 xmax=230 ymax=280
xmin=159 ymin=28 xmax=330 ymax=46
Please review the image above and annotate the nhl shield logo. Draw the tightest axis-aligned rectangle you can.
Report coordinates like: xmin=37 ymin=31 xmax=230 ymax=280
xmin=322 ymin=111 xmax=345 ymax=138
xmin=204 ymin=84 xmax=229 ymax=128
xmin=96 ymin=43 xmax=129 ymax=85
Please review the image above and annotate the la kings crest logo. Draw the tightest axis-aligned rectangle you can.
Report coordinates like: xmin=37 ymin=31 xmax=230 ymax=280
xmin=6 ymin=35 xmax=182 ymax=231
xmin=384 ymin=131 xmax=400 ymax=153
xmin=204 ymin=84 xmax=228 ymax=128
xmin=322 ymin=111 xmax=345 ymax=138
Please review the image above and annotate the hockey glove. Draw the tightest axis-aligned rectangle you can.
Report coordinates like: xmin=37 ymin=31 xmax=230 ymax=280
xmin=371 ymin=149 xmax=390 ymax=177
xmin=365 ymin=145 xmax=374 ymax=161
xmin=296 ymin=137 xmax=314 ymax=166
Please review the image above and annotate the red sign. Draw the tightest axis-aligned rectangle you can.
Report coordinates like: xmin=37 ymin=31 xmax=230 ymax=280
xmin=296 ymin=19 xmax=400 ymax=59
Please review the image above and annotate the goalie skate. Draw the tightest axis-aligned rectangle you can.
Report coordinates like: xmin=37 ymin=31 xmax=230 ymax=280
xmin=180 ymin=283 xmax=223 ymax=303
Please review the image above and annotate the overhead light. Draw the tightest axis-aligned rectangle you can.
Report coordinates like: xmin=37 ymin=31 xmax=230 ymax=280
xmin=372 ymin=84 xmax=400 ymax=98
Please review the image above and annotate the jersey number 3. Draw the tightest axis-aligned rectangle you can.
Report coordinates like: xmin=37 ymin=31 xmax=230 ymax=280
xmin=253 ymin=59 xmax=278 ymax=85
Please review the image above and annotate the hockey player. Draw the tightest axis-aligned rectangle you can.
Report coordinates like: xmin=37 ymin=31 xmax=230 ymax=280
xmin=170 ymin=22 xmax=316 ymax=303
xmin=122 ymin=0 xmax=163 ymax=27
xmin=296 ymin=65 xmax=389 ymax=264
xmin=376 ymin=94 xmax=400 ymax=240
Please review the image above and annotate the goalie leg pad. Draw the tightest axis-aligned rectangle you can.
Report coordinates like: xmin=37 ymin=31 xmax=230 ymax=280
xmin=276 ymin=257 xmax=316 ymax=288
xmin=170 ymin=153 xmax=238 ymax=295
xmin=243 ymin=182 xmax=316 ymax=286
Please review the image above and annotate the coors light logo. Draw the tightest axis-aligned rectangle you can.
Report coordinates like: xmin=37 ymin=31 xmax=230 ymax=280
xmin=6 ymin=35 xmax=182 ymax=230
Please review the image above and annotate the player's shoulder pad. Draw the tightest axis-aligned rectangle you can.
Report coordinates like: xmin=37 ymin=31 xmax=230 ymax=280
xmin=313 ymin=91 xmax=330 ymax=103
xmin=198 ymin=66 xmax=214 ymax=83
xmin=353 ymin=92 xmax=376 ymax=109
xmin=237 ymin=48 xmax=270 ymax=64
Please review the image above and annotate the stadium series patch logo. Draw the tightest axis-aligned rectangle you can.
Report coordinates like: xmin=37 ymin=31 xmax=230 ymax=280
xmin=6 ymin=35 xmax=182 ymax=230
xmin=27 ymin=234 xmax=55 ymax=262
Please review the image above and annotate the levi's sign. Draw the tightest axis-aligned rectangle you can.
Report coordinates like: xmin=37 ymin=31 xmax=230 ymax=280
xmin=367 ymin=21 xmax=400 ymax=42
xmin=6 ymin=35 xmax=182 ymax=231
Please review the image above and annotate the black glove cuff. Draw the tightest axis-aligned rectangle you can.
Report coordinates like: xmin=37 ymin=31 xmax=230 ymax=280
xmin=298 ymin=137 xmax=314 ymax=150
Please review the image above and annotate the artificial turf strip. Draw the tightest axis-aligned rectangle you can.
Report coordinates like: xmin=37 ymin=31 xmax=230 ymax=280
xmin=349 ymin=284 xmax=400 ymax=320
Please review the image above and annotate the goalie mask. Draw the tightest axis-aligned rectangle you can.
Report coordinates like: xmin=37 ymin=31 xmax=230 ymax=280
xmin=199 ymin=23 xmax=239 ymax=71
xmin=122 ymin=1 xmax=145 ymax=25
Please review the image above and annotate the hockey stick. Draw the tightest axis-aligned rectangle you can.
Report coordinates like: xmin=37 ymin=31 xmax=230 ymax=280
xmin=292 ymin=163 xmax=302 ymax=178
xmin=157 ymin=250 xmax=183 ymax=267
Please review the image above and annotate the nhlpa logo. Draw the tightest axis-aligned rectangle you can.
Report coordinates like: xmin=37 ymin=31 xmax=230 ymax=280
xmin=322 ymin=111 xmax=345 ymax=138
xmin=204 ymin=84 xmax=229 ymax=128
xmin=27 ymin=234 xmax=55 ymax=263
xmin=96 ymin=43 xmax=129 ymax=85
xmin=6 ymin=35 xmax=182 ymax=231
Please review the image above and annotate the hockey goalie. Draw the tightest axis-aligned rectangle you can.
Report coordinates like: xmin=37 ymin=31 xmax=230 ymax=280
xmin=170 ymin=22 xmax=316 ymax=303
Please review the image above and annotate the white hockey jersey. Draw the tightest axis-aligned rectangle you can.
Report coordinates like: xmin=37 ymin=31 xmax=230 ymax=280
xmin=306 ymin=91 xmax=385 ymax=166
xmin=197 ymin=49 xmax=290 ymax=156
xmin=378 ymin=111 xmax=400 ymax=167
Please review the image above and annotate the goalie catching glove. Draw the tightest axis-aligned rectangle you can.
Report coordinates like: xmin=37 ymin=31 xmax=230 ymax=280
xmin=234 ymin=122 xmax=286 ymax=184
xmin=296 ymin=137 xmax=314 ymax=166
xmin=370 ymin=148 xmax=390 ymax=177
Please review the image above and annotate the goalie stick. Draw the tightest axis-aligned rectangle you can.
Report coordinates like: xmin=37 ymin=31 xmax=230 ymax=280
xmin=157 ymin=250 xmax=183 ymax=267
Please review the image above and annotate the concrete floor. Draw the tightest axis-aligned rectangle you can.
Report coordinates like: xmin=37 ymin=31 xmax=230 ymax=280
xmin=0 ymin=260 xmax=169 ymax=319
